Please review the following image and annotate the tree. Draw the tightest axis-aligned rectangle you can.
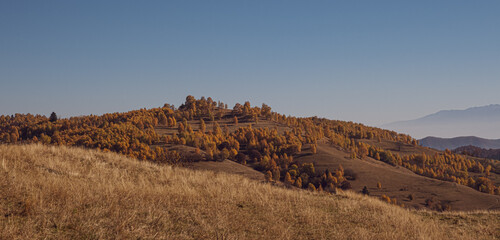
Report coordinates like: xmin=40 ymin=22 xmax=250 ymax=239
xmin=40 ymin=133 xmax=51 ymax=144
xmin=235 ymin=153 xmax=248 ymax=164
xmin=381 ymin=194 xmax=391 ymax=203
xmin=272 ymin=168 xmax=280 ymax=181
xmin=158 ymin=112 xmax=168 ymax=126
xmin=213 ymin=122 xmax=222 ymax=136
xmin=178 ymin=123 xmax=185 ymax=133
xmin=311 ymin=143 xmax=317 ymax=154
xmin=308 ymin=183 xmax=316 ymax=191
xmin=284 ymin=172 xmax=294 ymax=185
xmin=200 ymin=119 xmax=206 ymax=133
xmin=243 ymin=101 xmax=251 ymax=116
xmin=220 ymin=148 xmax=230 ymax=161
xmin=265 ymin=171 xmax=273 ymax=182
xmin=485 ymin=165 xmax=492 ymax=176
xmin=10 ymin=127 xmax=19 ymax=144
xmin=295 ymin=177 xmax=303 ymax=188
xmin=358 ymin=143 xmax=368 ymax=159
xmin=261 ymin=103 xmax=272 ymax=119
xmin=232 ymin=103 xmax=243 ymax=116
xmin=49 ymin=112 xmax=58 ymax=122
xmin=362 ymin=186 xmax=369 ymax=195
xmin=408 ymin=194 xmax=414 ymax=201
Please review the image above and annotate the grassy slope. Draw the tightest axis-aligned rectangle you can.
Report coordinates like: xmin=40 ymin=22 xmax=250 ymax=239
xmin=1 ymin=144 xmax=499 ymax=239
xmin=294 ymin=140 xmax=500 ymax=211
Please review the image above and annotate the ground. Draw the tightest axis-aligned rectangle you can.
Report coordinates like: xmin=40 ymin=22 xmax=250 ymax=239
xmin=1 ymin=144 xmax=498 ymax=239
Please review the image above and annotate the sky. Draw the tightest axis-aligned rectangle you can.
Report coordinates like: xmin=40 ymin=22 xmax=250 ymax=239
xmin=1 ymin=0 xmax=499 ymax=126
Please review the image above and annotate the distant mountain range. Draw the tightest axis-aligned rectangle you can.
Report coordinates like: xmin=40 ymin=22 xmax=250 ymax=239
xmin=419 ymin=136 xmax=500 ymax=151
xmin=381 ymin=104 xmax=500 ymax=139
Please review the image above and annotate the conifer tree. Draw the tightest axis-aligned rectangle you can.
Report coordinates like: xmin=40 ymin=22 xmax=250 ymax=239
xmin=265 ymin=171 xmax=273 ymax=182
xmin=200 ymin=119 xmax=206 ymax=133
xmin=49 ymin=112 xmax=58 ymax=122
xmin=284 ymin=172 xmax=294 ymax=185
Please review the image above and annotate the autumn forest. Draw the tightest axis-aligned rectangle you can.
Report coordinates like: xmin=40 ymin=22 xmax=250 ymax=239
xmin=1 ymin=96 xmax=498 ymax=200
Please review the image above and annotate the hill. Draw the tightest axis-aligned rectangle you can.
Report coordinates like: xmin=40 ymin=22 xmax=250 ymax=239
xmin=420 ymin=136 xmax=500 ymax=151
xmin=453 ymin=145 xmax=500 ymax=161
xmin=295 ymin=139 xmax=500 ymax=211
xmin=0 ymin=96 xmax=499 ymax=209
xmin=382 ymin=104 xmax=500 ymax=139
xmin=1 ymin=144 xmax=499 ymax=239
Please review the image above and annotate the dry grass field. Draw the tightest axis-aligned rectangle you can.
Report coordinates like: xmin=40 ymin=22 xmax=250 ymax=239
xmin=153 ymin=117 xmax=500 ymax=212
xmin=1 ymin=144 xmax=499 ymax=239
xmin=294 ymin=140 xmax=500 ymax=211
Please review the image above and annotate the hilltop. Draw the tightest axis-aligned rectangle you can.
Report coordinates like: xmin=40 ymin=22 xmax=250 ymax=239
xmin=1 ymin=144 xmax=499 ymax=239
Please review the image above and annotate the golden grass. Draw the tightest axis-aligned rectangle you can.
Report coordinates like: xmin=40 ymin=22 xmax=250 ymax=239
xmin=0 ymin=144 xmax=498 ymax=239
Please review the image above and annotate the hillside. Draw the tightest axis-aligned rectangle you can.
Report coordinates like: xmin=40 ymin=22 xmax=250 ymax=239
xmin=454 ymin=145 xmax=500 ymax=161
xmin=1 ymin=96 xmax=499 ymax=209
xmin=420 ymin=136 xmax=500 ymax=151
xmin=1 ymin=144 xmax=499 ymax=239
xmin=296 ymin=139 xmax=500 ymax=211
xmin=382 ymin=104 xmax=500 ymax=139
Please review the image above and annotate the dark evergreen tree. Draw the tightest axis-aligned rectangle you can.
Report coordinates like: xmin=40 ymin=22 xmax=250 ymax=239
xmin=49 ymin=112 xmax=58 ymax=122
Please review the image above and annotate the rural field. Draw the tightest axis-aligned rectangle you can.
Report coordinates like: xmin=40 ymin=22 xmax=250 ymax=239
xmin=1 ymin=144 xmax=499 ymax=239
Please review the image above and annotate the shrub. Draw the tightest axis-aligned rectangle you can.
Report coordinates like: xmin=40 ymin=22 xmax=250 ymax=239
xmin=362 ymin=186 xmax=369 ymax=195
xmin=340 ymin=181 xmax=351 ymax=190
xmin=381 ymin=194 xmax=391 ymax=203
xmin=344 ymin=168 xmax=357 ymax=180
xmin=408 ymin=194 xmax=414 ymax=201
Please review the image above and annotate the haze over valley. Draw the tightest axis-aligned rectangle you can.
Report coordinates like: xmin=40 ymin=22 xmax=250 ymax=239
xmin=382 ymin=105 xmax=500 ymax=139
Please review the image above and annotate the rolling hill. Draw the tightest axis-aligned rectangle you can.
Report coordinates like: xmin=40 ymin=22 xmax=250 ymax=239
xmin=0 ymin=96 xmax=499 ymax=213
xmin=382 ymin=104 xmax=500 ymax=139
xmin=453 ymin=145 xmax=500 ymax=161
xmin=1 ymin=144 xmax=499 ymax=239
xmin=420 ymin=136 xmax=500 ymax=151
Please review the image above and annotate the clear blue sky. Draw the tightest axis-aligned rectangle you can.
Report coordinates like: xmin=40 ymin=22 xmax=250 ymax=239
xmin=1 ymin=1 xmax=499 ymax=126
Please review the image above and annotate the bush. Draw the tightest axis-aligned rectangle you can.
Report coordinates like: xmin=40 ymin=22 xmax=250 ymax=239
xmin=408 ymin=194 xmax=414 ymax=201
xmin=344 ymin=168 xmax=357 ymax=180
xmin=235 ymin=153 xmax=248 ymax=164
xmin=340 ymin=180 xmax=351 ymax=190
xmin=361 ymin=186 xmax=369 ymax=195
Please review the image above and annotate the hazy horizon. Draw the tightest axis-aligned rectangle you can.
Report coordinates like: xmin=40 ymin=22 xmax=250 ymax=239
xmin=1 ymin=1 xmax=500 ymax=127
